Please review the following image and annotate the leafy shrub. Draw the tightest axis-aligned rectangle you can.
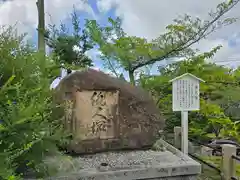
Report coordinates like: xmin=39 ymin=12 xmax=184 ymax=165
xmin=0 ymin=27 xmax=66 ymax=179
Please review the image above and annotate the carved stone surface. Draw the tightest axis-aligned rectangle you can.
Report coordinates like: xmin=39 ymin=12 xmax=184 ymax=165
xmin=55 ymin=68 xmax=165 ymax=153
xmin=73 ymin=90 xmax=117 ymax=140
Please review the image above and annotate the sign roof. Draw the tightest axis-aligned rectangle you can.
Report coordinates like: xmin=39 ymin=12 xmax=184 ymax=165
xmin=169 ymin=73 xmax=205 ymax=83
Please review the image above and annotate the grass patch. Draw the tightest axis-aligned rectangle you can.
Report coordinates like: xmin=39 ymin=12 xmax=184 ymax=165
xmin=201 ymin=156 xmax=240 ymax=177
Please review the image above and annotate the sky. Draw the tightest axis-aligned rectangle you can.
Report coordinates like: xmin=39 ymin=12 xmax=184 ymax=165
xmin=1 ymin=0 xmax=240 ymax=77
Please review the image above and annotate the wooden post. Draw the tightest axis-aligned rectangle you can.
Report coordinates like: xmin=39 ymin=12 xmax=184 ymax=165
xmin=174 ymin=126 xmax=181 ymax=149
xmin=181 ymin=111 xmax=188 ymax=154
xmin=222 ymin=144 xmax=236 ymax=180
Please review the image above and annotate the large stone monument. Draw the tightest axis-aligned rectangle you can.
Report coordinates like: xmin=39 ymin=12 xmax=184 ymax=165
xmin=55 ymin=68 xmax=165 ymax=153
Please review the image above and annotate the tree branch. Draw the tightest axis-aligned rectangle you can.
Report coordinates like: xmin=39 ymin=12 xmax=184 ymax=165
xmin=132 ymin=0 xmax=240 ymax=71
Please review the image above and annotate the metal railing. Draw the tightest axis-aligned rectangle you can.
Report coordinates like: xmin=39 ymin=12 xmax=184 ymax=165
xmin=188 ymin=137 xmax=222 ymax=153
xmin=165 ymin=137 xmax=223 ymax=179
xmin=171 ymin=126 xmax=240 ymax=180
xmin=187 ymin=137 xmax=224 ymax=180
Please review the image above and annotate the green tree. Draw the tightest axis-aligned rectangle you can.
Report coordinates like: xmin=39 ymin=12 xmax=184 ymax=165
xmin=140 ymin=47 xmax=240 ymax=141
xmin=45 ymin=9 xmax=93 ymax=69
xmin=86 ymin=0 xmax=240 ymax=85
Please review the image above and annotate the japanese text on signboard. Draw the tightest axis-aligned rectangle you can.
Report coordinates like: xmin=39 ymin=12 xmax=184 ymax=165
xmin=172 ymin=79 xmax=199 ymax=111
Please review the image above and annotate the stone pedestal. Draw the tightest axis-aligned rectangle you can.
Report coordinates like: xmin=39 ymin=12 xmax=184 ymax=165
xmin=47 ymin=140 xmax=201 ymax=180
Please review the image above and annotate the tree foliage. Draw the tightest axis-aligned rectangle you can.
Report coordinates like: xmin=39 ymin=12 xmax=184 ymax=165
xmin=45 ymin=9 xmax=93 ymax=69
xmin=85 ymin=0 xmax=240 ymax=84
xmin=0 ymin=27 xmax=65 ymax=179
xmin=140 ymin=46 xmax=240 ymax=142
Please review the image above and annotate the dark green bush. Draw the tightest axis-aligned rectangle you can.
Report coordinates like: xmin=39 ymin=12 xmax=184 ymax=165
xmin=0 ymin=27 xmax=66 ymax=179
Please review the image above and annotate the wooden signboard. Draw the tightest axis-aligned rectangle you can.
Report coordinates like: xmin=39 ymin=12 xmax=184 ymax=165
xmin=169 ymin=73 xmax=205 ymax=154
xmin=170 ymin=73 xmax=204 ymax=112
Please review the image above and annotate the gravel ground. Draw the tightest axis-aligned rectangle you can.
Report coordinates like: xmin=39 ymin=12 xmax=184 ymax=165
xmin=44 ymin=150 xmax=181 ymax=175
xmin=74 ymin=150 xmax=179 ymax=170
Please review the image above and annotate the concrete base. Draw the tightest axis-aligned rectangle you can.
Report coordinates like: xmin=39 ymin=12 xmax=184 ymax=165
xmin=46 ymin=140 xmax=201 ymax=180
xmin=52 ymin=172 xmax=198 ymax=180
xmin=141 ymin=176 xmax=197 ymax=180
xmin=52 ymin=175 xmax=198 ymax=180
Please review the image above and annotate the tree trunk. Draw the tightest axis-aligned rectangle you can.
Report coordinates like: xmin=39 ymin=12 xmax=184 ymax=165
xmin=129 ymin=70 xmax=135 ymax=85
xmin=36 ymin=0 xmax=46 ymax=55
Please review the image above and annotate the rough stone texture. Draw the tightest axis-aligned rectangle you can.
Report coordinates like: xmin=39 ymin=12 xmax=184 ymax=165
xmin=42 ymin=140 xmax=201 ymax=180
xmin=55 ymin=68 xmax=165 ymax=153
